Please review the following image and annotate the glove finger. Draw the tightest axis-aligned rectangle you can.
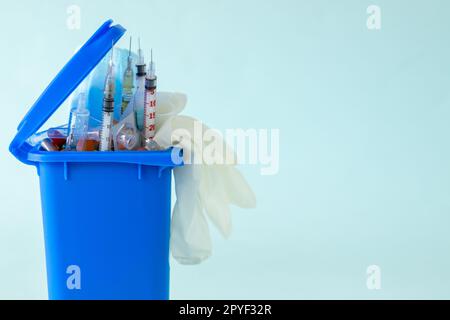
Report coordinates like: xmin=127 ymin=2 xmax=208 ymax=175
xmin=219 ymin=165 xmax=257 ymax=208
xmin=171 ymin=199 xmax=211 ymax=265
xmin=171 ymin=166 xmax=211 ymax=265
xmin=199 ymin=166 xmax=232 ymax=238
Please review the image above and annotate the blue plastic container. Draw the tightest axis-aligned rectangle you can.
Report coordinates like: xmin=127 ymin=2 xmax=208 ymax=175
xmin=9 ymin=20 xmax=182 ymax=300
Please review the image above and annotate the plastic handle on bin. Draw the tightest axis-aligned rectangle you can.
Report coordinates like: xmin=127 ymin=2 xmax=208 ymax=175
xmin=9 ymin=20 xmax=126 ymax=165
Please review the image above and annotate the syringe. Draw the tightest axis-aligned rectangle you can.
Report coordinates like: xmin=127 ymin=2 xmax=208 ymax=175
xmin=144 ymin=50 xmax=157 ymax=141
xmin=120 ymin=37 xmax=134 ymax=115
xmin=136 ymin=38 xmax=146 ymax=78
xmin=134 ymin=38 xmax=147 ymax=131
xmin=66 ymin=83 xmax=90 ymax=150
xmin=99 ymin=45 xmax=116 ymax=151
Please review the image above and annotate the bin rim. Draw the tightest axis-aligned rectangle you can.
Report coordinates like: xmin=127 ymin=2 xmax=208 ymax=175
xmin=26 ymin=146 xmax=184 ymax=167
xmin=9 ymin=19 xmax=126 ymax=166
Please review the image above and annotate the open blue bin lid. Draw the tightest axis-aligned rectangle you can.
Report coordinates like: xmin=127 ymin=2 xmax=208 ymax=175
xmin=9 ymin=20 xmax=126 ymax=165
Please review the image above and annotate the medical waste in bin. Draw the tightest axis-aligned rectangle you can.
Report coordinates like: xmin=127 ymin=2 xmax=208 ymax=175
xmin=9 ymin=20 xmax=182 ymax=300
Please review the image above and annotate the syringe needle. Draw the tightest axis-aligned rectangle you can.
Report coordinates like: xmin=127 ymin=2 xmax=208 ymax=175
xmin=121 ymin=37 xmax=135 ymax=114
xmin=110 ymin=40 xmax=114 ymax=67
xmin=128 ymin=37 xmax=132 ymax=57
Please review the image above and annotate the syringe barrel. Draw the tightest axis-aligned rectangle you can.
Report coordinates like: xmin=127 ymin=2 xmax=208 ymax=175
xmin=144 ymin=77 xmax=157 ymax=140
xmin=99 ymin=111 xmax=113 ymax=151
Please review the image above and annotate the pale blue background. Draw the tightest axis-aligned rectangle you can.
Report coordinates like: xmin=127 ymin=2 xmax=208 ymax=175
xmin=1 ymin=0 xmax=450 ymax=299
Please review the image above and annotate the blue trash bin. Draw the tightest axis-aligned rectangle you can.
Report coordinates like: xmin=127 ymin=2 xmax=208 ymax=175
xmin=9 ymin=20 xmax=182 ymax=300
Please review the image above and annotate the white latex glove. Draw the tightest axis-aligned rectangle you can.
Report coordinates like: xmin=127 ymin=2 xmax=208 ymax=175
xmin=156 ymin=92 xmax=187 ymax=124
xmin=155 ymin=113 xmax=257 ymax=265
